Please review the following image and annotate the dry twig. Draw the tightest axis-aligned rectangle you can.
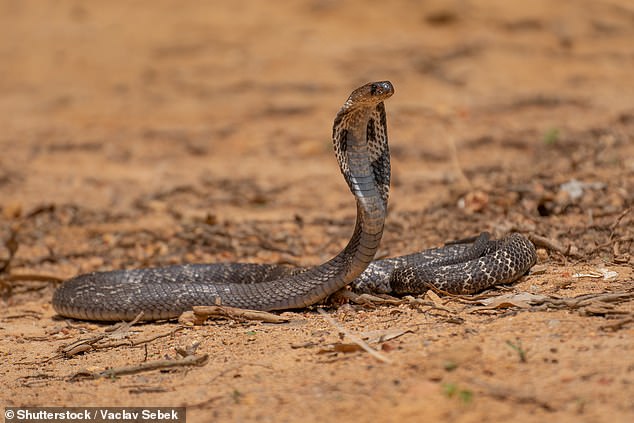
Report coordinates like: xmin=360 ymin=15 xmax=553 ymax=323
xmin=331 ymin=288 xmax=403 ymax=307
xmin=179 ymin=305 xmax=289 ymax=325
xmin=70 ymin=354 xmax=209 ymax=380
xmin=317 ymin=308 xmax=392 ymax=364
xmin=60 ymin=312 xmax=146 ymax=357
xmin=467 ymin=378 xmax=554 ymax=411
xmin=528 ymin=234 xmax=575 ymax=257
xmin=599 ymin=316 xmax=634 ymax=331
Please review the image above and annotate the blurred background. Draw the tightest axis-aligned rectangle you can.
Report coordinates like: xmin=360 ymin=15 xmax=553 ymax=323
xmin=0 ymin=0 xmax=632 ymax=227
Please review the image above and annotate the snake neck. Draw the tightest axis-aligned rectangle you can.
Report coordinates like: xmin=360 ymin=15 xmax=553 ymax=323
xmin=331 ymin=87 xmax=393 ymax=278
xmin=259 ymin=82 xmax=394 ymax=309
xmin=333 ymin=84 xmax=392 ymax=208
xmin=343 ymin=107 xmax=388 ymax=243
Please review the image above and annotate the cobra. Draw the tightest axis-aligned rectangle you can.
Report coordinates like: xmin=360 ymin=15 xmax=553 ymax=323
xmin=53 ymin=81 xmax=536 ymax=321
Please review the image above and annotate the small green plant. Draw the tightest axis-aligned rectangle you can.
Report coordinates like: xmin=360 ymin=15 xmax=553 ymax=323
xmin=442 ymin=382 xmax=458 ymax=397
xmin=442 ymin=382 xmax=473 ymax=404
xmin=458 ymin=389 xmax=473 ymax=404
xmin=506 ymin=339 xmax=527 ymax=363
xmin=443 ymin=360 xmax=458 ymax=371
xmin=543 ymin=127 xmax=560 ymax=145
xmin=231 ymin=389 xmax=243 ymax=404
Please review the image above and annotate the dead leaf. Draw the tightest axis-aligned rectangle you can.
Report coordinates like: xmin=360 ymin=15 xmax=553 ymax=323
xmin=425 ymin=290 xmax=444 ymax=306
xmin=318 ymin=343 xmax=364 ymax=355
xmin=572 ymin=267 xmax=618 ymax=280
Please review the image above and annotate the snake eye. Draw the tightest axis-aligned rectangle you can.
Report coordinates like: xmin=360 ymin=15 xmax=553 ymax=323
xmin=370 ymin=83 xmax=382 ymax=96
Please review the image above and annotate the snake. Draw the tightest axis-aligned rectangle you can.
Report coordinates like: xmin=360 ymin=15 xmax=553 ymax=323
xmin=52 ymin=81 xmax=537 ymax=321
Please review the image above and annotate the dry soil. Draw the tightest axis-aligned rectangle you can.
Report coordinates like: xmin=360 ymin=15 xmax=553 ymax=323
xmin=1 ymin=1 xmax=633 ymax=422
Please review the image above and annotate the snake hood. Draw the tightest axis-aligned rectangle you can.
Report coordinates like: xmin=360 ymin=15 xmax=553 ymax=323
xmin=333 ymin=81 xmax=393 ymax=205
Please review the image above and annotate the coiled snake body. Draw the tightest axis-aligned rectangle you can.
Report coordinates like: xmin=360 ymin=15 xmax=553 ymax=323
xmin=53 ymin=81 xmax=536 ymax=321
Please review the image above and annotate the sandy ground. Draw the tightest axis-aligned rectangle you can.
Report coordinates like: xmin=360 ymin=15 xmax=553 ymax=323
xmin=1 ymin=1 xmax=633 ymax=422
